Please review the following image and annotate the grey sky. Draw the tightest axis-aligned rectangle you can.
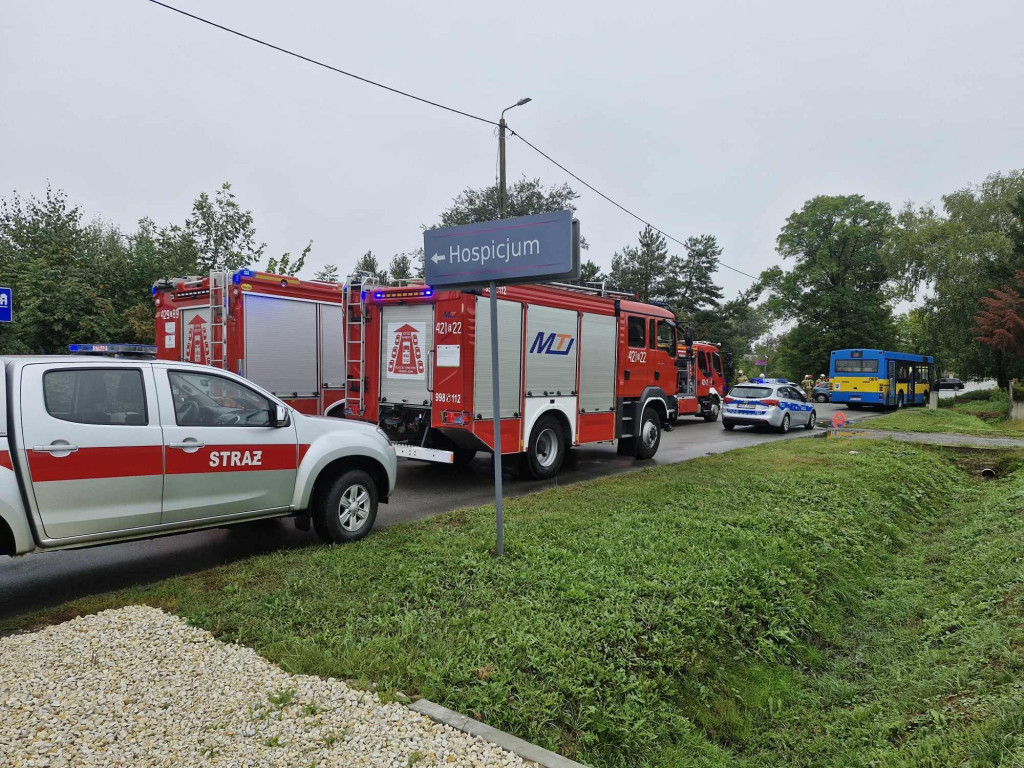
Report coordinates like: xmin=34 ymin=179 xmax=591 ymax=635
xmin=2 ymin=0 xmax=1021 ymax=299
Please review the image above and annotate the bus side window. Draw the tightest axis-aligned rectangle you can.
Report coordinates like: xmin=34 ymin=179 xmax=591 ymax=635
xmin=627 ymin=316 xmax=646 ymax=348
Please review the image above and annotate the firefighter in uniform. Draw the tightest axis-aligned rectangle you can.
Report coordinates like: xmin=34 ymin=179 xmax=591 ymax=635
xmin=801 ymin=374 xmax=814 ymax=398
xmin=735 ymin=369 xmax=749 ymax=384
xmin=815 ymin=373 xmax=827 ymax=388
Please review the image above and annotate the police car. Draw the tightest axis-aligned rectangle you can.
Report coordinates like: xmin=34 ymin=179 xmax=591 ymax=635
xmin=722 ymin=378 xmax=817 ymax=433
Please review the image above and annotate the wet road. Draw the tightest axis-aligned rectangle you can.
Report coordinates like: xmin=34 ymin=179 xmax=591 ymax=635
xmin=0 ymin=403 xmax=877 ymax=617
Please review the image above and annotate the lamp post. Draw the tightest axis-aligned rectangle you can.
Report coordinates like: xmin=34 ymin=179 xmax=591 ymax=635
xmin=491 ymin=96 xmax=531 ymax=556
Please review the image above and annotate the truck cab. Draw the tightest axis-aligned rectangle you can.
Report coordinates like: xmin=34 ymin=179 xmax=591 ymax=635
xmin=0 ymin=356 xmax=397 ymax=557
xmin=676 ymin=341 xmax=727 ymax=421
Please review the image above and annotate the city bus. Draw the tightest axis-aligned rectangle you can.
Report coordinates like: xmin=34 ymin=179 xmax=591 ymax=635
xmin=829 ymin=349 xmax=934 ymax=409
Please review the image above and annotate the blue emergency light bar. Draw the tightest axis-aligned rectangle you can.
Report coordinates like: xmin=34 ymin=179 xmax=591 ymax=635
xmin=372 ymin=287 xmax=434 ymax=301
xmin=751 ymin=377 xmax=788 ymax=384
xmin=69 ymin=343 xmax=158 ymax=357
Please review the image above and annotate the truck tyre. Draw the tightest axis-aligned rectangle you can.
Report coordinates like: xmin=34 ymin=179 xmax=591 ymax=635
xmin=635 ymin=408 xmax=662 ymax=460
xmin=524 ymin=415 xmax=565 ymax=480
xmin=702 ymin=399 xmax=720 ymax=422
xmin=452 ymin=447 xmax=477 ymax=467
xmin=723 ymin=421 xmax=736 ymax=430
xmin=312 ymin=469 xmax=378 ymax=544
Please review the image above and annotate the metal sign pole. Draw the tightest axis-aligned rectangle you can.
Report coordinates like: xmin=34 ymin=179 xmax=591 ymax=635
xmin=488 ymin=280 xmax=504 ymax=556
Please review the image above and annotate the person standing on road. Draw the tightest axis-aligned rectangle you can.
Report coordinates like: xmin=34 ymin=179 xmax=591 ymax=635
xmin=735 ymin=369 xmax=749 ymax=384
xmin=815 ymin=373 xmax=827 ymax=388
xmin=801 ymin=374 xmax=814 ymax=398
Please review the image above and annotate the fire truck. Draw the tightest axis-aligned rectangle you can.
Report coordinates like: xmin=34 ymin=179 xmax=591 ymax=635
xmin=153 ymin=270 xmax=684 ymax=478
xmin=675 ymin=341 xmax=728 ymax=422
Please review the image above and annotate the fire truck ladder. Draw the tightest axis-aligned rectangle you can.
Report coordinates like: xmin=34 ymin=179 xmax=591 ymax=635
xmin=208 ymin=270 xmax=230 ymax=370
xmin=343 ymin=273 xmax=376 ymax=416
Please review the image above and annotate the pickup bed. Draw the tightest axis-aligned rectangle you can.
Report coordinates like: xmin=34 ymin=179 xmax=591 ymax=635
xmin=0 ymin=356 xmax=397 ymax=556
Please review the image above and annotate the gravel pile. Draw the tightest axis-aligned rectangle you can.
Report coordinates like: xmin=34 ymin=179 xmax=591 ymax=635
xmin=0 ymin=606 xmax=525 ymax=767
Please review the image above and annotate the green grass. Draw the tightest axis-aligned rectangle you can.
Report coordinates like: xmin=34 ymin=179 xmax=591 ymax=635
xmin=862 ymin=388 xmax=1022 ymax=438
xmin=4 ymin=440 xmax=1022 ymax=768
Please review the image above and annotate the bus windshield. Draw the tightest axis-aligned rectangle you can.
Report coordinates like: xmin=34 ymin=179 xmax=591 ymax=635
xmin=834 ymin=358 xmax=878 ymax=373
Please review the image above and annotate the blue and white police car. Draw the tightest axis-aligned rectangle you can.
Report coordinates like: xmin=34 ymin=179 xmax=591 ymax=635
xmin=722 ymin=378 xmax=817 ymax=433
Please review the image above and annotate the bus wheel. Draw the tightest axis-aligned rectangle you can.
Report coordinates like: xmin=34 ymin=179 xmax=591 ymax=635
xmin=636 ymin=408 xmax=662 ymax=459
xmin=524 ymin=416 xmax=565 ymax=480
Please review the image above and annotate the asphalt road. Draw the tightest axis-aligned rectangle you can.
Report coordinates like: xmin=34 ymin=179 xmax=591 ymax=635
xmin=0 ymin=403 xmax=876 ymax=617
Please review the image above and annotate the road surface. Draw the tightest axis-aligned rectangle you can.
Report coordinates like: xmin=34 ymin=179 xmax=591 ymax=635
xmin=0 ymin=403 xmax=876 ymax=617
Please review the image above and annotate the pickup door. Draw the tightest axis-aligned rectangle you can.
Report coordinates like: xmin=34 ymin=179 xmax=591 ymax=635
xmin=20 ymin=363 xmax=164 ymax=539
xmin=156 ymin=367 xmax=299 ymax=523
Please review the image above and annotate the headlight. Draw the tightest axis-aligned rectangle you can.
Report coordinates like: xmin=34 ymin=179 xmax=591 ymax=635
xmin=375 ymin=426 xmax=392 ymax=445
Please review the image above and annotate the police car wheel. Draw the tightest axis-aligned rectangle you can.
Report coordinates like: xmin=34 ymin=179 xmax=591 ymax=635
xmin=635 ymin=409 xmax=661 ymax=460
xmin=777 ymin=413 xmax=790 ymax=434
xmin=805 ymin=409 xmax=816 ymax=429
xmin=723 ymin=420 xmax=736 ymax=430
xmin=313 ymin=469 xmax=378 ymax=543
xmin=524 ymin=416 xmax=565 ymax=480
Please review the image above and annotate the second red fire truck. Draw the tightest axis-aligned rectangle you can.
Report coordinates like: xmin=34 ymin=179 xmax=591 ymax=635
xmin=153 ymin=269 xmax=700 ymax=478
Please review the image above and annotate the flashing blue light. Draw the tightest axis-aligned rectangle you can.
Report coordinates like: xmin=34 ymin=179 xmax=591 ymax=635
xmin=151 ymin=286 xmax=158 ymax=295
xmin=239 ymin=268 xmax=254 ymax=277
xmin=232 ymin=273 xmax=241 ymax=285
xmin=374 ymin=292 xmax=383 ymax=299
xmin=424 ymin=289 xmax=433 ymax=296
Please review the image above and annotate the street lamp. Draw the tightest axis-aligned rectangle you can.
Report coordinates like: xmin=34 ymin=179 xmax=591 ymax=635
xmin=498 ymin=98 xmax=532 ymax=219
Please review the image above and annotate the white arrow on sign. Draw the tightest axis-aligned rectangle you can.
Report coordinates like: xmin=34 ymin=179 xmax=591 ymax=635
xmin=431 ymin=252 xmax=446 ymax=264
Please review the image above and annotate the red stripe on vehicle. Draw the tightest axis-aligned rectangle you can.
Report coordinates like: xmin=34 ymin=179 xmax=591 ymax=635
xmin=165 ymin=444 xmax=298 ymax=475
xmin=0 ymin=450 xmax=12 ymax=471
xmin=298 ymin=444 xmax=310 ymax=464
xmin=27 ymin=446 xmax=163 ymax=482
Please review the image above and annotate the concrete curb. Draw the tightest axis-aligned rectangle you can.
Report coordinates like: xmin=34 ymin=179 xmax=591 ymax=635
xmin=409 ymin=698 xmax=589 ymax=768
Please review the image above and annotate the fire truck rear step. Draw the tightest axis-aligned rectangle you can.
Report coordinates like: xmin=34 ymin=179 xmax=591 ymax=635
xmin=393 ymin=444 xmax=455 ymax=464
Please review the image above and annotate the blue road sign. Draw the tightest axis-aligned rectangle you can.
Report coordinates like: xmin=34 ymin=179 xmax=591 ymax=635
xmin=0 ymin=287 xmax=11 ymax=323
xmin=423 ymin=210 xmax=578 ymax=287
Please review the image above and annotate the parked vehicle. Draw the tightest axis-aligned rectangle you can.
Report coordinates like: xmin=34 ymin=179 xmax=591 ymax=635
xmin=812 ymin=384 xmax=831 ymax=403
xmin=722 ymin=378 xmax=817 ymax=433
xmin=936 ymin=377 xmax=965 ymax=391
xmin=829 ymin=349 xmax=934 ymax=409
xmin=155 ymin=271 xmax=684 ymax=479
xmin=0 ymin=356 xmax=397 ymax=558
xmin=675 ymin=341 xmax=727 ymax=421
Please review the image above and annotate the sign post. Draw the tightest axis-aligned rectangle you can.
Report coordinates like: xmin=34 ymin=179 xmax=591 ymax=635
xmin=424 ymin=212 xmax=578 ymax=555
xmin=0 ymin=287 xmax=12 ymax=324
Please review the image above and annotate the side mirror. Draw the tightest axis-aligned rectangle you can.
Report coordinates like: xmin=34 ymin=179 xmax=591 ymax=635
xmin=272 ymin=404 xmax=289 ymax=427
xmin=684 ymin=326 xmax=694 ymax=347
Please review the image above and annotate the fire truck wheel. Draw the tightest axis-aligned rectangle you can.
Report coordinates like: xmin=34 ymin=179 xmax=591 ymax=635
xmin=312 ymin=469 xmax=378 ymax=543
xmin=702 ymin=400 xmax=721 ymax=422
xmin=452 ymin=447 xmax=477 ymax=467
xmin=635 ymin=409 xmax=662 ymax=460
xmin=524 ymin=416 xmax=565 ymax=480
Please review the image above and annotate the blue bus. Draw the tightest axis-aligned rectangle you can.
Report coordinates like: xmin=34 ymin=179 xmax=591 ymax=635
xmin=829 ymin=349 xmax=934 ymax=409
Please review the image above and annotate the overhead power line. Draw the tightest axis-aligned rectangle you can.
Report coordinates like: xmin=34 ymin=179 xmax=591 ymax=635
xmin=145 ymin=0 xmax=498 ymax=127
xmin=144 ymin=0 xmax=759 ymax=284
xmin=506 ymin=127 xmax=760 ymax=281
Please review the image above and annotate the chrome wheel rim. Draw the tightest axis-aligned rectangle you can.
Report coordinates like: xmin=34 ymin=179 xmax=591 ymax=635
xmin=535 ymin=428 xmax=559 ymax=468
xmin=338 ymin=483 xmax=371 ymax=531
xmin=781 ymin=415 xmax=789 ymax=432
xmin=642 ymin=417 xmax=659 ymax=448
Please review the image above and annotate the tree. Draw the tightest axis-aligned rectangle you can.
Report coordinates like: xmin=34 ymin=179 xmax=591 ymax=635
xmin=388 ymin=253 xmax=413 ymax=284
xmin=435 ymin=177 xmax=588 ymax=250
xmin=313 ymin=263 xmax=339 ymax=282
xmin=690 ymin=286 xmax=768 ymax=374
xmin=759 ymin=194 xmax=898 ymax=377
xmin=972 ymin=270 xmax=1023 ymax=385
xmin=578 ymin=259 xmax=603 ymax=283
xmin=895 ymin=170 xmax=1024 ymax=379
xmin=352 ymin=251 xmax=387 ymax=283
xmin=264 ymin=241 xmax=312 ymax=276
xmin=609 ymin=226 xmax=678 ymax=303
xmin=674 ymin=235 xmax=725 ymax=314
xmin=178 ymin=182 xmax=266 ymax=272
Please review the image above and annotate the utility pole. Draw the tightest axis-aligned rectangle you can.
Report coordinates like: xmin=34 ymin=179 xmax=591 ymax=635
xmin=491 ymin=97 xmax=531 ymax=556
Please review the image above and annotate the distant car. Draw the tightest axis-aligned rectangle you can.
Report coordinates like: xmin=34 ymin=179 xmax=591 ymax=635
xmin=812 ymin=384 xmax=831 ymax=403
xmin=722 ymin=379 xmax=817 ymax=433
xmin=936 ymin=377 xmax=965 ymax=391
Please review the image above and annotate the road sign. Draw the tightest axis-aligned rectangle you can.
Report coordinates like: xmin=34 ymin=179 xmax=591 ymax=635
xmin=423 ymin=210 xmax=579 ymax=287
xmin=755 ymin=359 xmax=767 ymax=366
xmin=831 ymin=411 xmax=847 ymax=429
xmin=0 ymin=287 xmax=11 ymax=323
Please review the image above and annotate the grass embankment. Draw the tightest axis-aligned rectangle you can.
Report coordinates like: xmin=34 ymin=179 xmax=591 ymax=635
xmin=5 ymin=440 xmax=1023 ymax=767
xmin=863 ymin=387 xmax=1023 ymax=438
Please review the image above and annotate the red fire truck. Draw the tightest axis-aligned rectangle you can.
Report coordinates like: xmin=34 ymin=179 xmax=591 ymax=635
xmin=675 ymin=341 xmax=728 ymax=422
xmin=154 ymin=270 xmax=684 ymax=478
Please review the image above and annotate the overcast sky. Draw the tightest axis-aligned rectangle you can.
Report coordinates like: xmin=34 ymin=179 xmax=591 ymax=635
xmin=2 ymin=0 xmax=1021 ymax=299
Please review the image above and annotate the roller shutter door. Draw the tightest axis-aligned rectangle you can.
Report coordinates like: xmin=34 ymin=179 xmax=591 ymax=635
xmin=380 ymin=305 xmax=433 ymax=407
xmin=579 ymin=313 xmax=616 ymax=412
xmin=243 ymin=295 xmax=318 ymax=396
xmin=474 ymin=297 xmax=522 ymax=419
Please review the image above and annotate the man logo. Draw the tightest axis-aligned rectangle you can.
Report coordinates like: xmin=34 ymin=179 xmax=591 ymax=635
xmin=529 ymin=332 xmax=575 ymax=356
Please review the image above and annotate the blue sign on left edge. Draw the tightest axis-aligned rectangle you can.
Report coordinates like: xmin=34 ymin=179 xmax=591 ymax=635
xmin=0 ymin=287 xmax=11 ymax=323
xmin=423 ymin=210 xmax=578 ymax=287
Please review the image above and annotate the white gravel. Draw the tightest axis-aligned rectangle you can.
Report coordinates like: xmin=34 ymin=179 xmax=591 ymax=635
xmin=0 ymin=606 xmax=526 ymax=767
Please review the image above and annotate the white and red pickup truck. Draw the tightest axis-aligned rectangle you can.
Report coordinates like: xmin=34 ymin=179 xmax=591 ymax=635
xmin=0 ymin=356 xmax=397 ymax=557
